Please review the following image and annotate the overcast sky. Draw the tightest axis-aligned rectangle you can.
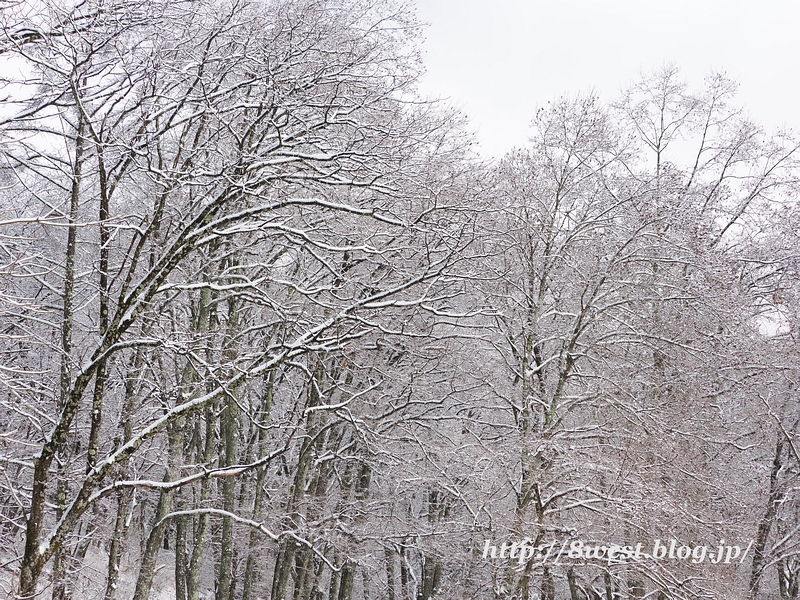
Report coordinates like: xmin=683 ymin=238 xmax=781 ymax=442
xmin=414 ymin=0 xmax=800 ymax=159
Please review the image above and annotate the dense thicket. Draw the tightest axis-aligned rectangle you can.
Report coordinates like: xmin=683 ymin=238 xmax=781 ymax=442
xmin=0 ymin=1 xmax=798 ymax=600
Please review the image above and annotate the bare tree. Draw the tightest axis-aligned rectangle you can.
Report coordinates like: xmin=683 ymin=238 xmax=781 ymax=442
xmin=0 ymin=0 xmax=477 ymax=597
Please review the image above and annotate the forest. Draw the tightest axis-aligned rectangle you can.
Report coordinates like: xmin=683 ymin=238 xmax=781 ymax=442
xmin=0 ymin=0 xmax=798 ymax=599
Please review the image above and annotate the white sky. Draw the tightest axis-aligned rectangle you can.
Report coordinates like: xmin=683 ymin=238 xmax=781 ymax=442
xmin=414 ymin=0 xmax=800 ymax=159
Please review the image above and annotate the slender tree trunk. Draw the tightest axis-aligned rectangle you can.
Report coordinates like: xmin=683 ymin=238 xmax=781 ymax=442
xmin=567 ymin=568 xmax=583 ymax=600
xmin=417 ymin=561 xmax=441 ymax=600
xmin=292 ymin=547 xmax=313 ymax=600
xmin=50 ymin=111 xmax=87 ymax=600
xmin=131 ymin=418 xmax=183 ymax=600
xmin=104 ymin=486 xmax=133 ymax=600
xmin=272 ymin=363 xmax=324 ymax=600
xmin=216 ymin=399 xmax=240 ymax=600
xmin=217 ymin=295 xmax=242 ymax=600
xmin=186 ymin=404 xmax=217 ymax=600
xmin=105 ymin=169 xmax=166 ymax=600
xmin=604 ymin=571 xmax=614 ymax=600
xmin=51 ymin=466 xmax=70 ymax=600
xmin=362 ymin=567 xmax=371 ymax=600
xmin=385 ymin=546 xmax=397 ymax=600
xmin=778 ymin=559 xmax=800 ymax=600
xmin=541 ymin=566 xmax=555 ymax=600
xmin=272 ymin=541 xmax=296 ymax=600
xmin=400 ymin=543 xmax=410 ymax=600
xmin=174 ymin=490 xmax=188 ymax=600
xmin=104 ymin=343 xmax=146 ymax=600
xmin=183 ymin=282 xmax=216 ymax=600
xmin=131 ymin=481 xmax=174 ymax=600
xmin=86 ymin=139 xmax=110 ymax=474
xmin=337 ymin=560 xmax=355 ymax=600
xmin=749 ymin=435 xmax=784 ymax=599
xmin=329 ymin=551 xmax=342 ymax=600
xmin=241 ymin=374 xmax=274 ymax=600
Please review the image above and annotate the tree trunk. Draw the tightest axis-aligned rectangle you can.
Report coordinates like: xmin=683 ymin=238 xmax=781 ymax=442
xmin=749 ymin=435 xmax=784 ymax=599
xmin=337 ymin=560 xmax=355 ymax=600
xmin=241 ymin=374 xmax=274 ymax=600
xmin=567 ymin=568 xmax=583 ymax=600
xmin=540 ymin=566 xmax=555 ymax=600
xmin=329 ymin=551 xmax=342 ymax=600
xmin=174 ymin=491 xmax=188 ymax=600
xmin=132 ymin=419 xmax=183 ymax=600
xmin=400 ymin=543 xmax=411 ymax=600
xmin=385 ymin=546 xmax=397 ymax=600
xmin=216 ymin=398 xmax=239 ymax=600
xmin=604 ymin=571 xmax=615 ymax=600
xmin=418 ymin=560 xmax=441 ymax=600
xmin=272 ymin=362 xmax=325 ymax=600
xmin=186 ymin=405 xmax=217 ymax=600
xmin=217 ymin=295 xmax=242 ymax=600
xmin=104 ymin=347 xmax=145 ymax=600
